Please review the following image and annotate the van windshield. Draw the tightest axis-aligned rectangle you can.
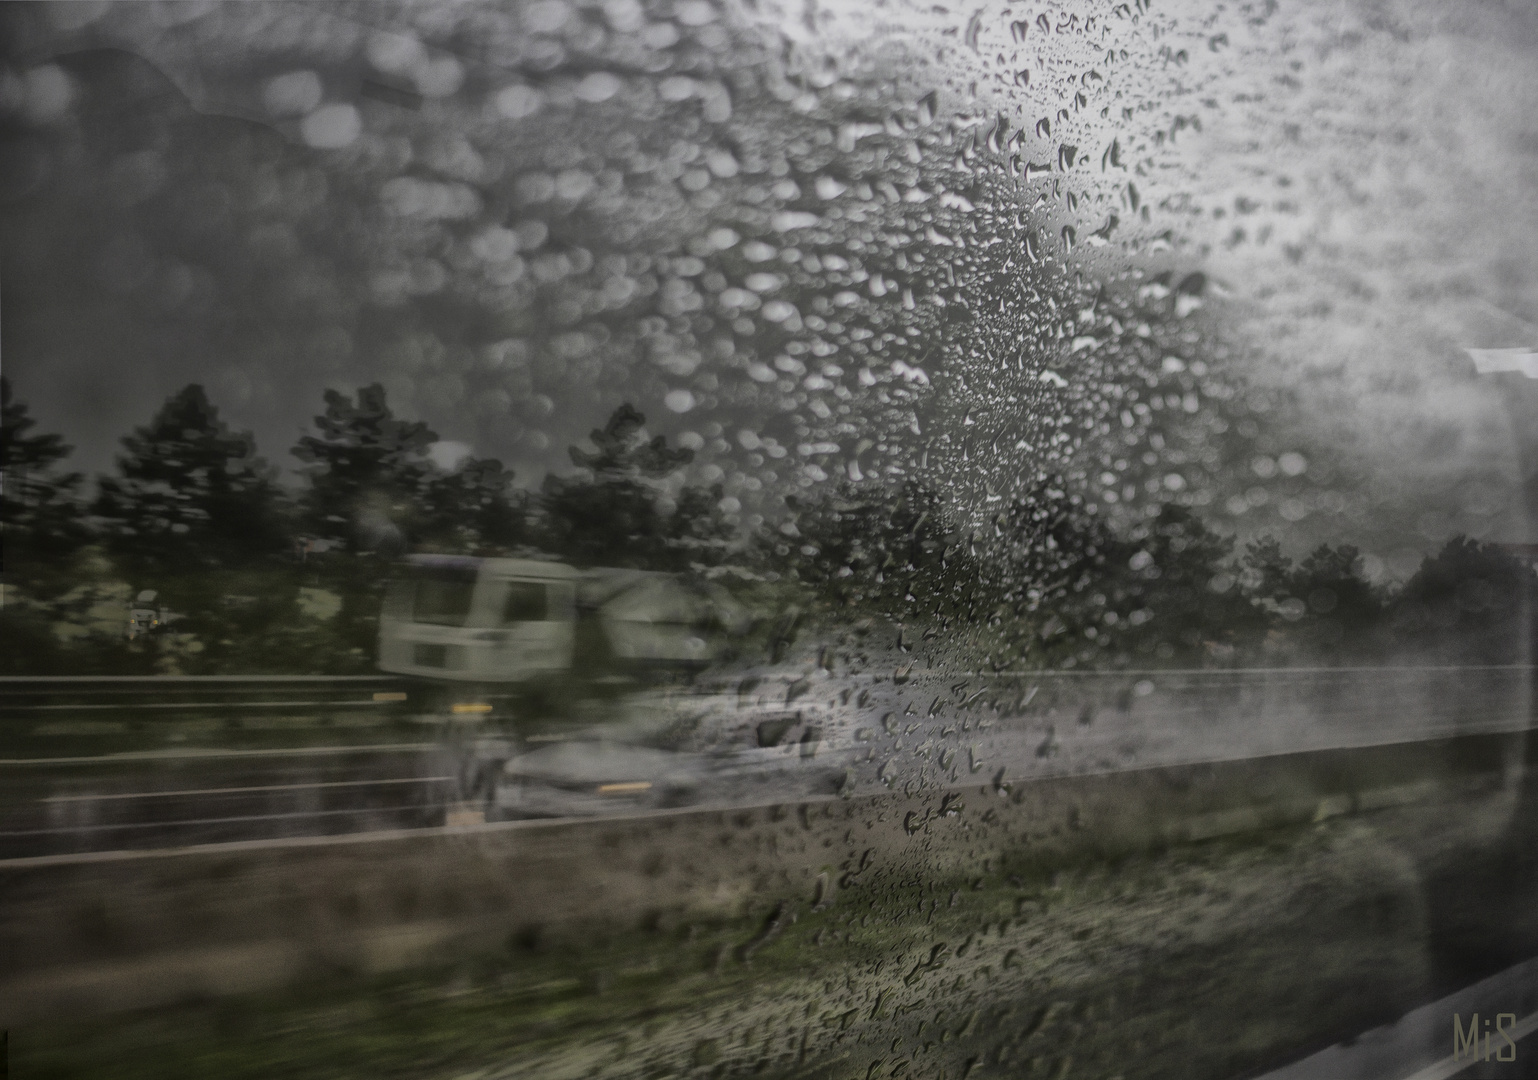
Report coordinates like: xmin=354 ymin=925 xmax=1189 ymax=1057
xmin=407 ymin=568 xmax=477 ymax=627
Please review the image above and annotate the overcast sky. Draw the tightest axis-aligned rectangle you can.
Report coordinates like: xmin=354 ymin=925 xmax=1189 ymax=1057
xmin=4 ymin=0 xmax=1538 ymax=578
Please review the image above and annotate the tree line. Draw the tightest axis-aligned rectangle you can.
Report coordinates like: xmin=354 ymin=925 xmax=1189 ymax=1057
xmin=773 ymin=472 xmax=1530 ymax=671
xmin=2 ymin=377 xmax=738 ymax=673
xmin=2 ymin=376 xmax=1529 ymax=674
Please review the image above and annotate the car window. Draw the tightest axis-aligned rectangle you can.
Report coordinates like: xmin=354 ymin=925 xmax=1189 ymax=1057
xmin=4 ymin=1 xmax=1537 ymax=1078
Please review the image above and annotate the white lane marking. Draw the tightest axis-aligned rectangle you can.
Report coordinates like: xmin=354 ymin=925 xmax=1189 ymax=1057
xmin=41 ymin=776 xmax=454 ymax=801
xmin=0 ymin=743 xmax=437 ymax=766
xmin=1401 ymin=1010 xmax=1538 ymax=1080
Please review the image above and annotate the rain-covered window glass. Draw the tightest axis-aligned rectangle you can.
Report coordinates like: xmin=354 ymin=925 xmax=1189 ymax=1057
xmin=502 ymin=581 xmax=549 ymax=623
xmin=5 ymin=0 xmax=1538 ymax=1078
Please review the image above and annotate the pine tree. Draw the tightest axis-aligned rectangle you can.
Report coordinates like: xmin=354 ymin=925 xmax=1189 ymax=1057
xmin=1286 ymin=543 xmax=1384 ymax=633
xmin=1111 ymin=503 xmax=1263 ymax=661
xmin=291 ymin=384 xmax=437 ymax=555
xmin=665 ymin=481 xmax=735 ymax=568
xmin=1391 ymin=537 xmax=1527 ymax=662
xmin=539 ymin=404 xmax=706 ymax=569
xmin=1 ymin=376 xmax=89 ymax=570
xmin=989 ymin=487 xmax=1265 ymax=666
xmin=94 ymin=384 xmax=287 ymax=575
xmin=1240 ymin=537 xmax=1294 ymax=602
xmin=421 ymin=456 xmax=526 ymax=553
xmin=1 ymin=378 xmax=101 ymax=674
xmin=567 ymin=403 xmax=692 ymax=478
xmin=82 ymin=385 xmax=307 ymax=674
xmin=777 ymin=479 xmax=964 ymax=617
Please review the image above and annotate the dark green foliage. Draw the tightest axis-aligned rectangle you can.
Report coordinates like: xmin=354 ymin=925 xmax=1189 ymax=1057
xmin=4 ymin=376 xmax=1525 ymax=673
xmin=1390 ymin=537 xmax=1529 ymax=662
xmin=539 ymin=469 xmax=669 ymax=569
xmin=421 ymin=457 xmax=527 ymax=554
xmin=289 ymin=386 xmax=527 ymax=666
xmin=297 ymin=554 xmax=394 ymax=675
xmin=985 ymin=485 xmax=1267 ymax=667
xmin=85 ymin=385 xmax=317 ymax=673
xmin=1 ymin=382 xmax=151 ymax=674
xmin=664 ymin=481 xmax=736 ymax=568
xmin=1 ymin=376 xmax=89 ymax=577
xmin=291 ymin=384 xmax=438 ymax=555
xmin=772 ymin=480 xmax=973 ymax=621
xmin=1253 ymin=542 xmax=1386 ymax=651
xmin=538 ymin=405 xmax=728 ymax=570
xmin=1108 ymin=504 xmax=1270 ymax=662
xmin=1240 ymin=538 xmax=1294 ymax=604
xmin=285 ymin=384 xmax=465 ymax=669
xmin=95 ymin=384 xmax=290 ymax=574
xmin=566 ymin=403 xmax=692 ymax=478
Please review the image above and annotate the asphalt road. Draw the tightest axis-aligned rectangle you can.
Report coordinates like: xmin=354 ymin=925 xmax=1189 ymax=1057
xmin=1 ymin=664 xmax=1530 ymax=859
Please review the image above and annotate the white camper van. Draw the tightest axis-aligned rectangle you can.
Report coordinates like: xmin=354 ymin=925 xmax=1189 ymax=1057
xmin=377 ymin=555 xmax=748 ymax=695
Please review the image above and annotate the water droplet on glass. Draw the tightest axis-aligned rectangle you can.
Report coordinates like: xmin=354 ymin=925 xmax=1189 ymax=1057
xmin=916 ymin=90 xmax=938 ymax=126
xmin=301 ymin=104 xmax=361 ymax=150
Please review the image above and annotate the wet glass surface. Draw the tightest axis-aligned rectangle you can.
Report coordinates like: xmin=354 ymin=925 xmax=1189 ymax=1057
xmin=3 ymin=0 xmax=1538 ymax=1077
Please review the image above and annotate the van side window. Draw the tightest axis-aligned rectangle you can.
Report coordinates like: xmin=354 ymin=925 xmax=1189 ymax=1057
xmin=503 ymin=582 xmax=549 ymax=623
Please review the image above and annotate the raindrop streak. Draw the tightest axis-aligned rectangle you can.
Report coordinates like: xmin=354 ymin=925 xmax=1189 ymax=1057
xmin=964 ymin=10 xmax=983 ymax=50
xmin=986 ymin=115 xmax=1009 ymax=154
xmin=916 ymin=90 xmax=938 ymax=126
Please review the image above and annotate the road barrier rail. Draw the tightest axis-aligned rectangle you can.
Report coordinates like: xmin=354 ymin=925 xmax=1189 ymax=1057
xmin=0 ymin=674 xmax=413 ymax=717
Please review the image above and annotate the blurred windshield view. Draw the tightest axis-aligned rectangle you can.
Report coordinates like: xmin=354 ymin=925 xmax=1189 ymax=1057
xmin=4 ymin=0 xmax=1538 ymax=1077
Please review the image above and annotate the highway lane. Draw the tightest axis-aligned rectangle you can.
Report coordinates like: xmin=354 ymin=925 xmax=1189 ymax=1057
xmin=1 ymin=664 xmax=1530 ymax=858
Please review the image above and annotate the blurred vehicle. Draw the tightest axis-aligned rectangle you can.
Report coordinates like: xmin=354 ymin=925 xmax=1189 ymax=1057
xmin=492 ymin=740 xmax=708 ymax=818
xmin=377 ymin=555 xmax=751 ymax=703
xmin=124 ymin=590 xmax=184 ymax=639
xmin=125 ymin=590 xmax=161 ymax=639
xmin=485 ymin=692 xmax=847 ymax=819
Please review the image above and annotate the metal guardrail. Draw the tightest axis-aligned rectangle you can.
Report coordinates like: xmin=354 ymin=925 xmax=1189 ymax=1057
xmin=0 ymin=676 xmax=407 ymax=692
xmin=0 ymin=664 xmax=1532 ymax=863
xmin=0 ymin=674 xmax=412 ymax=714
